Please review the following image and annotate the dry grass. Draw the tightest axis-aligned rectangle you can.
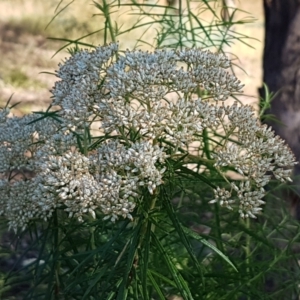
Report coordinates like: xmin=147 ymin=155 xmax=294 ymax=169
xmin=0 ymin=0 xmax=264 ymax=114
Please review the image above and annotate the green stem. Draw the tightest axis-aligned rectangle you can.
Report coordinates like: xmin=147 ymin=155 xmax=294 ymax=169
xmin=186 ymin=0 xmax=197 ymax=47
xmin=102 ymin=0 xmax=118 ymax=60
xmin=214 ymin=203 xmax=225 ymax=253
xmin=149 ymin=193 xmax=158 ymax=211
xmin=82 ymin=127 xmax=96 ymax=253
xmin=83 ymin=126 xmax=89 ymax=156
xmin=138 ymin=193 xmax=157 ymax=250
xmin=202 ymin=128 xmax=211 ymax=159
xmin=90 ymin=225 xmax=96 ymax=251
xmin=244 ymin=217 xmax=251 ymax=300
xmin=178 ymin=0 xmax=183 ymax=50
xmin=130 ymin=192 xmax=157 ymax=285
xmin=218 ymin=0 xmax=234 ymax=53
xmin=53 ymin=210 xmax=61 ymax=299
xmin=245 ymin=217 xmax=251 ymax=267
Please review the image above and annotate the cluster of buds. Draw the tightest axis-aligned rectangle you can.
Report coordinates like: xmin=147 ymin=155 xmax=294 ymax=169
xmin=0 ymin=43 xmax=296 ymax=231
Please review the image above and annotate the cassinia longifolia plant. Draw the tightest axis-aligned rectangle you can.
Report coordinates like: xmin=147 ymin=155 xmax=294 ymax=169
xmin=0 ymin=43 xmax=296 ymax=232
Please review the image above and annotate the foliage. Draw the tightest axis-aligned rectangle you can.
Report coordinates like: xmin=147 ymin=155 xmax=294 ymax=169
xmin=0 ymin=1 xmax=300 ymax=300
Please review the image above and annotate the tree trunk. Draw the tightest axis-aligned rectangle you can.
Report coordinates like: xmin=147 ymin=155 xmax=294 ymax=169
xmin=260 ymin=0 xmax=300 ymax=216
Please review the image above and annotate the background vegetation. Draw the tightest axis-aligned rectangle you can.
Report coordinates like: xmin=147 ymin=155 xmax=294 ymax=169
xmin=0 ymin=0 xmax=263 ymax=114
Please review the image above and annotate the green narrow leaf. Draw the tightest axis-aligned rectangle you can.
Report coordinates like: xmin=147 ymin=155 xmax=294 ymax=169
xmin=147 ymin=270 xmax=166 ymax=300
xmin=46 ymin=0 xmax=75 ymax=30
xmin=174 ymin=162 xmax=216 ymax=189
xmin=106 ymin=278 xmax=123 ymax=300
xmin=162 ymin=192 xmax=205 ymax=285
xmin=28 ymin=105 xmax=62 ymax=125
xmin=140 ymin=221 xmax=151 ymax=300
xmin=148 ymin=269 xmax=177 ymax=288
xmin=181 ymin=226 xmax=238 ymax=272
xmin=82 ymin=266 xmax=109 ymax=299
xmin=190 ymin=11 xmax=216 ymax=48
xmin=117 ymin=221 xmax=142 ymax=300
xmin=48 ymin=34 xmax=100 ymax=58
xmin=151 ymin=233 xmax=193 ymax=300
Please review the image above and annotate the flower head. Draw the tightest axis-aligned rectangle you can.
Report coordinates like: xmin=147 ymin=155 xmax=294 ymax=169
xmin=0 ymin=44 xmax=296 ymax=230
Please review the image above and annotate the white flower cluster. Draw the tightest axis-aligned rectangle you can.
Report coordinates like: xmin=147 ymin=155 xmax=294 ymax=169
xmin=1 ymin=179 xmax=40 ymax=230
xmin=0 ymin=139 xmax=167 ymax=229
xmin=0 ymin=107 xmax=9 ymax=123
xmin=51 ymin=43 xmax=118 ymax=129
xmin=98 ymin=47 xmax=243 ymax=145
xmin=0 ymin=43 xmax=296 ymax=230
xmin=34 ymin=141 xmax=166 ymax=225
xmin=210 ymin=102 xmax=296 ymax=218
xmin=0 ymin=112 xmax=59 ymax=173
xmin=95 ymin=140 xmax=167 ymax=195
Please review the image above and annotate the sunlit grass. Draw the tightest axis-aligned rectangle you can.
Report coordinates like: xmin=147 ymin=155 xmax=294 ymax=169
xmin=3 ymin=68 xmax=46 ymax=89
xmin=0 ymin=0 xmax=103 ymax=43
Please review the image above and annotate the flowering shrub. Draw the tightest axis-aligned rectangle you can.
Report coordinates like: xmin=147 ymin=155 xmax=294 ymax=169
xmin=0 ymin=43 xmax=296 ymax=233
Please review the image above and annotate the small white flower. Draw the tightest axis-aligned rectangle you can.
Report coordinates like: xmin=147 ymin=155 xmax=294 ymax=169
xmin=0 ymin=44 xmax=297 ymax=229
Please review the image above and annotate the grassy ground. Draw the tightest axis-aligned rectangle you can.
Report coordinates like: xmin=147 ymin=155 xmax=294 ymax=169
xmin=0 ymin=0 xmax=103 ymax=114
xmin=0 ymin=0 xmax=264 ymax=115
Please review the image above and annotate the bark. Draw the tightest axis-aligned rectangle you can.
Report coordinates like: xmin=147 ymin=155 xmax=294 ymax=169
xmin=260 ymin=0 xmax=300 ymax=216
xmin=260 ymin=0 xmax=298 ymax=96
